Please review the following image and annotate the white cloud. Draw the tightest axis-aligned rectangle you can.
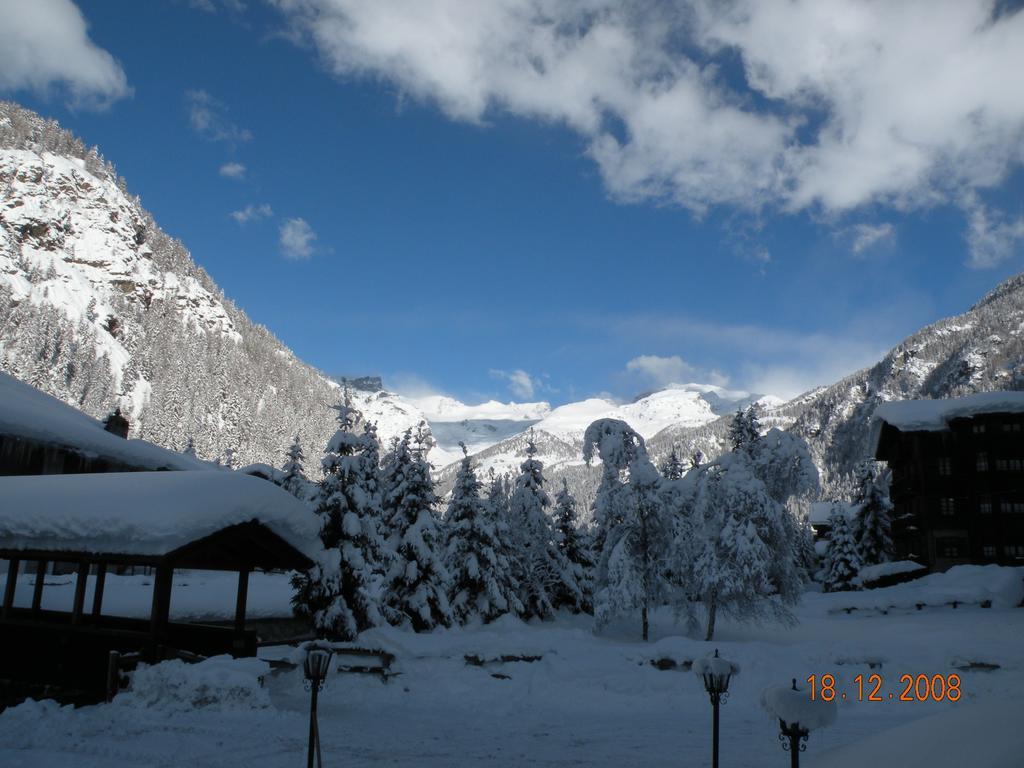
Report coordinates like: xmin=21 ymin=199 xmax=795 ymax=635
xmin=185 ymin=90 xmax=253 ymax=143
xmin=274 ymin=0 xmax=1024 ymax=258
xmin=190 ymin=0 xmax=247 ymax=12
xmin=842 ymin=222 xmax=896 ymax=255
xmin=279 ymin=217 xmax=316 ymax=259
xmin=219 ymin=162 xmax=247 ymax=179
xmin=0 ymin=0 xmax=130 ymax=109
xmin=963 ymin=194 xmax=1024 ymax=268
xmin=625 ymin=355 xmax=695 ymax=387
xmin=581 ymin=310 xmax=888 ymax=400
xmin=230 ymin=203 xmax=272 ymax=224
xmin=489 ymin=368 xmax=538 ymax=400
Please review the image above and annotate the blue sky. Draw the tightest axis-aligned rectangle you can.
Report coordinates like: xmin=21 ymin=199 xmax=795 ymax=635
xmin=3 ymin=0 xmax=1024 ymax=403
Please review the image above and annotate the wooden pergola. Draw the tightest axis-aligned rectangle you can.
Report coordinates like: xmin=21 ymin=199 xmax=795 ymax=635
xmin=0 ymin=471 xmax=318 ymax=701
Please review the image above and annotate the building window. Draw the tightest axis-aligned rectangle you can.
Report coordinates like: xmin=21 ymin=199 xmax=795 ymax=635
xmin=938 ymin=498 xmax=956 ymax=516
xmin=973 ymin=423 xmax=986 ymax=434
xmin=1006 ymin=545 xmax=1024 ymax=558
xmin=996 ymin=458 xmax=1023 ymax=471
xmin=1002 ymin=422 xmax=1022 ymax=432
xmin=937 ymin=538 xmax=963 ymax=557
xmin=976 ymin=452 xmax=989 ymax=472
xmin=982 ymin=545 xmax=997 ymax=557
xmin=937 ymin=457 xmax=952 ymax=475
xmin=1009 ymin=502 xmax=1024 ymax=514
xmin=979 ymin=495 xmax=992 ymax=514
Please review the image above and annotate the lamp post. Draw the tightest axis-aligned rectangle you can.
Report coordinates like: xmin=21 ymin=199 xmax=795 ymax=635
xmin=761 ymin=678 xmax=837 ymax=768
xmin=694 ymin=649 xmax=739 ymax=768
xmin=778 ymin=714 xmax=809 ymax=768
xmin=303 ymin=643 xmax=334 ymax=768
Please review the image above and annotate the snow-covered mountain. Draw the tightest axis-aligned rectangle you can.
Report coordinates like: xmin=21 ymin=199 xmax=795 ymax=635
xmin=432 ymin=383 xmax=766 ymax=498
xmin=644 ymin=279 xmax=1024 ymax=496
xmin=0 ymin=101 xmax=425 ymax=467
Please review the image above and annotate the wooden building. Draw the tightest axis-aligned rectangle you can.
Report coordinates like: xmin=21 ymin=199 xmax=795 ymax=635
xmin=0 ymin=371 xmax=207 ymax=476
xmin=870 ymin=392 xmax=1024 ymax=571
xmin=0 ymin=471 xmax=317 ymax=702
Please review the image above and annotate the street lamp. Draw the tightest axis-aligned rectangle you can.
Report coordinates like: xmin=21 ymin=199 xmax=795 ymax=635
xmin=303 ymin=642 xmax=334 ymax=768
xmin=694 ymin=649 xmax=740 ymax=768
xmin=761 ymin=678 xmax=837 ymax=768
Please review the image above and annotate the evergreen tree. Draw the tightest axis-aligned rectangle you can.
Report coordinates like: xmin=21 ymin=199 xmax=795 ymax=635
xmin=291 ymin=395 xmax=388 ymax=640
xmin=823 ymin=509 xmax=861 ymax=592
xmin=851 ymin=461 xmax=894 ymax=566
xmin=280 ymin=434 xmax=310 ymax=500
xmin=446 ymin=445 xmax=523 ymax=623
xmin=382 ymin=427 xmax=453 ymax=631
xmin=584 ymin=419 xmax=645 ymax=559
xmin=659 ymin=446 xmax=686 ymax=480
xmin=728 ymin=406 xmax=761 ymax=453
xmin=552 ymin=479 xmax=593 ymax=613
xmin=509 ymin=440 xmax=582 ymax=620
xmin=182 ymin=436 xmax=198 ymax=459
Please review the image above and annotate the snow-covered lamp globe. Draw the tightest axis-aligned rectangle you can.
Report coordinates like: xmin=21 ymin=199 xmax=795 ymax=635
xmin=694 ymin=649 xmax=740 ymax=768
xmin=303 ymin=647 xmax=333 ymax=687
xmin=761 ymin=679 xmax=837 ymax=768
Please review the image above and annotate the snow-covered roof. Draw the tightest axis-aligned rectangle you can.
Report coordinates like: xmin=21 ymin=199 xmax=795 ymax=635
xmin=869 ymin=391 xmax=1024 ymax=456
xmin=0 ymin=471 xmax=321 ymax=561
xmin=0 ymin=372 xmax=209 ymax=471
xmin=809 ymin=501 xmax=856 ymax=525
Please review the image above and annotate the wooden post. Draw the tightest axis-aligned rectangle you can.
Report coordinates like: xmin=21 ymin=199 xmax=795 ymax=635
xmin=91 ymin=562 xmax=107 ymax=621
xmin=106 ymin=651 xmax=120 ymax=703
xmin=31 ymin=559 xmax=46 ymax=613
xmin=2 ymin=557 xmax=20 ymax=619
xmin=149 ymin=565 xmax=173 ymax=651
xmin=234 ymin=568 xmax=250 ymax=655
xmin=71 ymin=561 xmax=89 ymax=625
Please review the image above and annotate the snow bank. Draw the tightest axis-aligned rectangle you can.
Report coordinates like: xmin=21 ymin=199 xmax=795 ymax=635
xmin=125 ymin=656 xmax=271 ymax=711
xmin=858 ymin=560 xmax=925 ymax=583
xmin=0 ymin=372 xmax=209 ymax=471
xmin=807 ymin=699 xmax=1024 ymax=768
xmin=826 ymin=565 xmax=1024 ymax=611
xmin=0 ymin=471 xmax=321 ymax=559
xmin=761 ymin=682 xmax=837 ymax=730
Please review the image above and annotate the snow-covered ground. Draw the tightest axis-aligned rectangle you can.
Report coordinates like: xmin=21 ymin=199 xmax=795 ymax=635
xmin=2 ymin=566 xmax=1022 ymax=767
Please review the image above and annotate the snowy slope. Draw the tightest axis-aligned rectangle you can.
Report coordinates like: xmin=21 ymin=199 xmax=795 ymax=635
xmin=0 ymin=102 xmax=429 ymax=468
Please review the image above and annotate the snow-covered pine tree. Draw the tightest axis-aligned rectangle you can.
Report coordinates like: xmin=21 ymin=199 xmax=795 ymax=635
xmin=851 ymin=461 xmax=894 ymax=566
xmin=280 ymin=434 xmax=310 ymax=501
xmin=182 ymin=436 xmax=198 ymax=459
xmin=291 ymin=395 xmax=388 ymax=640
xmin=584 ymin=418 xmax=645 ymax=558
xmin=584 ymin=419 xmax=673 ymax=640
xmin=659 ymin=446 xmax=686 ymax=480
xmin=446 ymin=444 xmax=523 ymax=624
xmin=381 ymin=427 xmax=453 ymax=631
xmin=823 ymin=509 xmax=861 ymax=592
xmin=728 ymin=406 xmax=761 ymax=453
xmin=552 ymin=479 xmax=593 ymax=613
xmin=509 ymin=439 xmax=582 ymax=620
